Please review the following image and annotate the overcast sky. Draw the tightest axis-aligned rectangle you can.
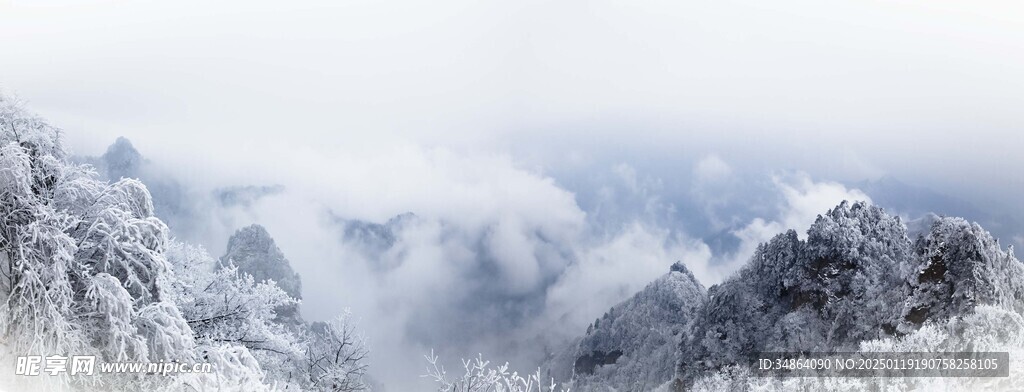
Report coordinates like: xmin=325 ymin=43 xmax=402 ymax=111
xmin=2 ymin=1 xmax=1023 ymax=389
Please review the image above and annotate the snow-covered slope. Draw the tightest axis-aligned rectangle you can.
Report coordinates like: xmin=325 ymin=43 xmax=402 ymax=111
xmin=549 ymin=262 xmax=706 ymax=391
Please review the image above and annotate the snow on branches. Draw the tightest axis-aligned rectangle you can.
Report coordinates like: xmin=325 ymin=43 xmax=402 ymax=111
xmin=425 ymin=351 xmax=568 ymax=392
xmin=0 ymin=94 xmax=371 ymax=391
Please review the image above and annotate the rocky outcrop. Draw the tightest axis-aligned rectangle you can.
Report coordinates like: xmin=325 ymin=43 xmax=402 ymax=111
xmin=221 ymin=224 xmax=304 ymax=323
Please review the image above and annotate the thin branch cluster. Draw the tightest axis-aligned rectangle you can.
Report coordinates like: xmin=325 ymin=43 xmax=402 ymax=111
xmin=425 ymin=350 xmax=568 ymax=392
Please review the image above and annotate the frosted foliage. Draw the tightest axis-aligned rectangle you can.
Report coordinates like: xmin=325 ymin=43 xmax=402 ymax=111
xmin=171 ymin=253 xmax=297 ymax=353
xmin=164 ymin=240 xmax=305 ymax=385
xmin=1 ymin=96 xmax=332 ymax=391
xmin=134 ymin=302 xmax=197 ymax=361
xmin=0 ymin=98 xmax=91 ymax=388
xmin=0 ymin=95 xmax=65 ymax=159
xmin=0 ymin=142 xmax=33 ymax=196
xmin=74 ymin=178 xmax=170 ymax=305
xmin=696 ymin=306 xmax=1024 ymax=392
xmin=306 ymin=313 xmax=371 ymax=391
xmin=83 ymin=273 xmax=147 ymax=362
xmin=159 ymin=240 xmax=209 ymax=307
xmin=0 ymin=176 xmax=86 ymax=359
xmin=172 ymin=344 xmax=274 ymax=392
xmin=165 ymin=238 xmax=373 ymax=391
xmin=426 ymin=351 xmax=569 ymax=392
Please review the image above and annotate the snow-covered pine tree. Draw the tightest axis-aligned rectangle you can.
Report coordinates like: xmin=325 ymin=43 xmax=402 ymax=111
xmin=0 ymin=93 xmax=370 ymax=391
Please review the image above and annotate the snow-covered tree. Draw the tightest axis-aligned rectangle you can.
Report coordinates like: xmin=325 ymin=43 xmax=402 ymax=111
xmin=221 ymin=224 xmax=304 ymax=324
xmin=72 ymin=178 xmax=171 ymax=305
xmin=166 ymin=239 xmax=371 ymax=391
xmin=305 ymin=312 xmax=370 ymax=391
xmin=426 ymin=351 xmax=568 ymax=392
xmin=1 ymin=97 xmax=95 ymax=382
xmin=0 ymin=94 xmax=370 ymax=391
xmin=165 ymin=240 xmax=307 ymax=388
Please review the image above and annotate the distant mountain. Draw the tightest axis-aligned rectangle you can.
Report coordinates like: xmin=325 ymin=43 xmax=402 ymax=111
xmin=76 ymin=137 xmax=197 ymax=239
xmin=550 ymin=201 xmax=1024 ymax=391
xmin=97 ymin=136 xmax=145 ymax=179
xmin=221 ymin=224 xmax=304 ymax=323
xmin=78 ymin=137 xmax=286 ymax=248
xmin=331 ymin=212 xmax=416 ymax=270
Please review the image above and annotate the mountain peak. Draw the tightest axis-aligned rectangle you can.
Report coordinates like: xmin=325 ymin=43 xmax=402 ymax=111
xmin=222 ymin=224 xmax=303 ymax=301
xmin=101 ymin=136 xmax=143 ymax=180
xmin=557 ymin=258 xmax=707 ymax=390
xmin=227 ymin=224 xmax=274 ymax=249
xmin=669 ymin=260 xmax=699 ymax=281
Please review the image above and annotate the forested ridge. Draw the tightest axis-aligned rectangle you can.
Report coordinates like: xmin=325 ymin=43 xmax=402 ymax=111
xmin=550 ymin=202 xmax=1024 ymax=391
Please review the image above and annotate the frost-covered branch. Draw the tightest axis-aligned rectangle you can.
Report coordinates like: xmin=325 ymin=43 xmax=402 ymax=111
xmin=424 ymin=351 xmax=568 ymax=392
xmin=306 ymin=312 xmax=370 ymax=391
